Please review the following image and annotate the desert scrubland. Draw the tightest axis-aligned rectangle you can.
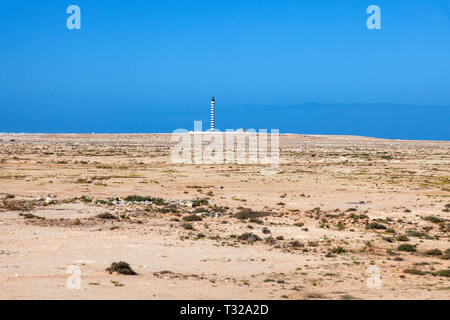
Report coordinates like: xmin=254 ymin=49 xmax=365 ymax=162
xmin=0 ymin=133 xmax=448 ymax=299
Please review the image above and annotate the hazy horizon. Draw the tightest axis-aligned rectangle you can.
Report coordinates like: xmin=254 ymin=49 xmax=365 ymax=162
xmin=1 ymin=102 xmax=449 ymax=141
xmin=1 ymin=1 xmax=449 ymax=140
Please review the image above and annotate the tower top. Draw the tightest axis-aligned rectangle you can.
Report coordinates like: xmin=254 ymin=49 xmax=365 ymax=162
xmin=211 ymin=96 xmax=215 ymax=102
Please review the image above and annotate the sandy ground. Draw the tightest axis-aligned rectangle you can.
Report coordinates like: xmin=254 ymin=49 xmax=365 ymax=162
xmin=0 ymin=133 xmax=448 ymax=300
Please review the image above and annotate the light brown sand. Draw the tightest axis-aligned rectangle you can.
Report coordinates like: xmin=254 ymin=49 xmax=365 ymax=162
xmin=0 ymin=133 xmax=448 ymax=299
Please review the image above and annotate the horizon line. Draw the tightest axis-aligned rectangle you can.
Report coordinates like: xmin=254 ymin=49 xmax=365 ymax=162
xmin=1 ymin=132 xmax=449 ymax=143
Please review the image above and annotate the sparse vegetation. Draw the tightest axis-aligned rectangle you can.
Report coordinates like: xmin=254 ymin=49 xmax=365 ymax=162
xmin=331 ymin=246 xmax=346 ymax=254
xmin=181 ymin=223 xmax=193 ymax=230
xmin=1 ymin=199 xmax=39 ymax=211
xmin=238 ymin=232 xmax=260 ymax=243
xmin=19 ymin=213 xmax=44 ymax=219
xmin=404 ymin=268 xmax=426 ymax=275
xmin=182 ymin=214 xmax=202 ymax=222
xmin=422 ymin=216 xmax=444 ymax=224
xmin=366 ymin=222 xmax=387 ymax=230
xmin=435 ymin=269 xmax=450 ymax=277
xmin=124 ymin=195 xmax=165 ymax=205
xmin=398 ymin=244 xmax=416 ymax=252
xmin=106 ymin=261 xmax=137 ymax=275
xmin=396 ymin=235 xmax=410 ymax=242
xmin=234 ymin=208 xmax=271 ymax=220
xmin=111 ymin=280 xmax=124 ymax=287
xmin=96 ymin=212 xmax=117 ymax=220
xmin=424 ymin=249 xmax=442 ymax=256
xmin=191 ymin=199 xmax=209 ymax=207
xmin=1 ymin=134 xmax=449 ymax=299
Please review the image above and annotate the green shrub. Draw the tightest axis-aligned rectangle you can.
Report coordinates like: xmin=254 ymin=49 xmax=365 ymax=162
xmin=182 ymin=214 xmax=202 ymax=222
xmin=181 ymin=223 xmax=193 ymax=230
xmin=191 ymin=199 xmax=209 ymax=207
xmin=398 ymin=244 xmax=416 ymax=252
xmin=435 ymin=269 xmax=450 ymax=277
xmin=238 ymin=232 xmax=260 ymax=243
xmin=424 ymin=249 xmax=442 ymax=256
xmin=234 ymin=208 xmax=271 ymax=220
xmin=422 ymin=216 xmax=444 ymax=223
xmin=404 ymin=269 xmax=426 ymax=275
xmin=396 ymin=235 xmax=410 ymax=242
xmin=366 ymin=222 xmax=387 ymax=230
xmin=442 ymin=249 xmax=450 ymax=260
xmin=96 ymin=212 xmax=117 ymax=220
xmin=406 ymin=230 xmax=426 ymax=238
xmin=249 ymin=218 xmax=263 ymax=224
xmin=331 ymin=246 xmax=346 ymax=254
xmin=124 ymin=195 xmax=165 ymax=205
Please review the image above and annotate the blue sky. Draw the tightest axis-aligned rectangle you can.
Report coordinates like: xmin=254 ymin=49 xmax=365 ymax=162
xmin=0 ymin=1 xmax=449 ymax=139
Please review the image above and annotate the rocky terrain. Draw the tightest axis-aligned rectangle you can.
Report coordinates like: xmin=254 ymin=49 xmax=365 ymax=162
xmin=0 ymin=133 xmax=448 ymax=299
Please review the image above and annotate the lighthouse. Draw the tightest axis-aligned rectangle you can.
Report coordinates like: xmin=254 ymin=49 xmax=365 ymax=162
xmin=210 ymin=96 xmax=215 ymax=131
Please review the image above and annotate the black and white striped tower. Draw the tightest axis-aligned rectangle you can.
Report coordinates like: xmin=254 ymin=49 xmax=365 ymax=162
xmin=210 ymin=96 xmax=215 ymax=131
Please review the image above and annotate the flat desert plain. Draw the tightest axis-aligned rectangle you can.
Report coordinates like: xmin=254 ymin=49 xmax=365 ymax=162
xmin=0 ymin=133 xmax=448 ymax=299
